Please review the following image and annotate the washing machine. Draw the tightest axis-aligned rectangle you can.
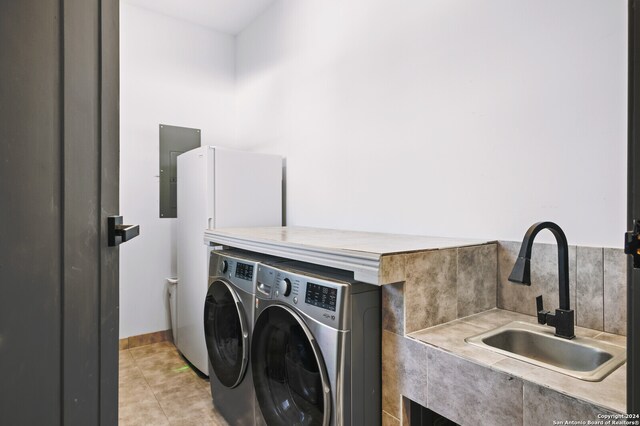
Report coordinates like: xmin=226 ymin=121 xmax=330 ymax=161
xmin=252 ymin=260 xmax=381 ymax=426
xmin=205 ymin=250 xmax=267 ymax=426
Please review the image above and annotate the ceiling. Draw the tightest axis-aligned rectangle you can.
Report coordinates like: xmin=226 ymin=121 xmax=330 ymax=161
xmin=124 ymin=0 xmax=276 ymax=34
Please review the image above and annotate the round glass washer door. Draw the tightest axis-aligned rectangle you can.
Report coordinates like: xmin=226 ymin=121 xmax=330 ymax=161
xmin=204 ymin=279 xmax=249 ymax=388
xmin=252 ymin=304 xmax=330 ymax=426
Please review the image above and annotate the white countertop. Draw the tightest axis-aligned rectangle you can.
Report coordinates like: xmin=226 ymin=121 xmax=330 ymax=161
xmin=204 ymin=226 xmax=491 ymax=284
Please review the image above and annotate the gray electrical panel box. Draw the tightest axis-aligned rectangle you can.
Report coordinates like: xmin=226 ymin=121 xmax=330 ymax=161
xmin=159 ymin=124 xmax=201 ymax=218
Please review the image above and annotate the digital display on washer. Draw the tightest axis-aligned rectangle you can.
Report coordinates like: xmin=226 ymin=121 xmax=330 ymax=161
xmin=235 ymin=262 xmax=254 ymax=280
xmin=305 ymin=282 xmax=337 ymax=311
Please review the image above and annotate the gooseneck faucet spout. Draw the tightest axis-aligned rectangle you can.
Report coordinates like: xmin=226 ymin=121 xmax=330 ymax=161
xmin=508 ymin=221 xmax=575 ymax=339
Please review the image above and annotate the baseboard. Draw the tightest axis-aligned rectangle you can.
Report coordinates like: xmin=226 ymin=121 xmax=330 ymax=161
xmin=119 ymin=329 xmax=173 ymax=351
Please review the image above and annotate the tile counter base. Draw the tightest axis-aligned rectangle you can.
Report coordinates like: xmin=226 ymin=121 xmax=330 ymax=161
xmin=381 ymin=309 xmax=626 ymax=426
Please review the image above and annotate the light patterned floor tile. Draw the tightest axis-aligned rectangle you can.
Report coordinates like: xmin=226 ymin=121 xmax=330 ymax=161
xmin=119 ymin=342 xmax=227 ymax=426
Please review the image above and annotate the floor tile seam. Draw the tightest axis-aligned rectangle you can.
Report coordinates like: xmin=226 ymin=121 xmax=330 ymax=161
xmin=129 ymin=349 xmax=183 ymax=376
xmin=134 ymin=350 xmax=173 ymax=424
xmin=129 ymin=349 xmax=173 ymax=362
xmin=123 ymin=345 xmax=213 ymax=424
xmin=119 ymin=350 xmax=148 ymax=386
xmin=137 ymin=348 xmax=213 ymax=422
xmin=128 ymin=342 xmax=174 ymax=359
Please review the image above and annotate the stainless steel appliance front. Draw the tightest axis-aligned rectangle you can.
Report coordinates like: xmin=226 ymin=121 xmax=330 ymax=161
xmin=252 ymin=261 xmax=381 ymax=426
xmin=206 ymin=250 xmax=265 ymax=426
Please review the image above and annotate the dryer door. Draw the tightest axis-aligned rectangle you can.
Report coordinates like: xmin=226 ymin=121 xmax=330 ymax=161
xmin=252 ymin=305 xmax=331 ymax=426
xmin=204 ymin=279 xmax=249 ymax=388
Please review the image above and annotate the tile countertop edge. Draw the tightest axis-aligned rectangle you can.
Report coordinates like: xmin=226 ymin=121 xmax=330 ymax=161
xmin=203 ymin=226 xmax=493 ymax=285
xmin=407 ymin=309 xmax=627 ymax=415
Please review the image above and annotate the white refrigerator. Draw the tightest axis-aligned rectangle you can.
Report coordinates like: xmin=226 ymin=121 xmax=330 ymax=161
xmin=176 ymin=146 xmax=282 ymax=375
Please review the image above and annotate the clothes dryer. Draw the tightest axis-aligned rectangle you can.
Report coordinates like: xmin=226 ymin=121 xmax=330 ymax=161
xmin=205 ymin=250 xmax=265 ymax=425
xmin=252 ymin=261 xmax=381 ymax=426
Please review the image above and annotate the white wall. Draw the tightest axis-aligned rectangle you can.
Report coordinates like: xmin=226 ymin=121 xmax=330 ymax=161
xmin=235 ymin=0 xmax=627 ymax=248
xmin=119 ymin=2 xmax=235 ymax=338
xmin=120 ymin=0 xmax=627 ymax=337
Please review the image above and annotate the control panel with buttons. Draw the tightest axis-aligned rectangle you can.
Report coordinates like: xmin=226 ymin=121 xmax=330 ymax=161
xmin=234 ymin=262 xmax=254 ymax=281
xmin=256 ymin=262 xmax=354 ymax=329
xmin=305 ymin=282 xmax=338 ymax=311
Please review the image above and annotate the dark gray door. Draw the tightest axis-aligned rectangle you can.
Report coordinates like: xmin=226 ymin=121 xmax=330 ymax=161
xmin=628 ymin=0 xmax=640 ymax=415
xmin=0 ymin=0 xmax=121 ymax=424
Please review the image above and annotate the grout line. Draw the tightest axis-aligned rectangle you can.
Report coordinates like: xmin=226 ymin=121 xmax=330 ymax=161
xmin=382 ymin=409 xmax=401 ymax=423
xmin=402 ymin=280 xmax=407 ymax=336
xmin=126 ymin=346 xmax=172 ymax=425
xmin=602 ymin=248 xmax=606 ymax=331
xmin=124 ymin=343 xmax=214 ymax=425
xmin=522 ymin=380 xmax=526 ymax=423
xmin=495 ymin=242 xmax=500 ymax=309
xmin=575 ymin=246 xmax=580 ymax=326
xmin=455 ymin=247 xmax=459 ymax=320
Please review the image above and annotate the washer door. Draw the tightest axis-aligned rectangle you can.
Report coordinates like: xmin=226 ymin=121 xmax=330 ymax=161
xmin=204 ymin=279 xmax=249 ymax=388
xmin=252 ymin=305 xmax=331 ymax=426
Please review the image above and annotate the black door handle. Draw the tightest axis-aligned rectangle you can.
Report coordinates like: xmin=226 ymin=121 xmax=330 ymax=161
xmin=625 ymin=219 xmax=640 ymax=268
xmin=108 ymin=216 xmax=140 ymax=247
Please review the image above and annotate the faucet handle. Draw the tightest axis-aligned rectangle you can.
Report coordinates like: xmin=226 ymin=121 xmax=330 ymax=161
xmin=536 ymin=295 xmax=544 ymax=312
xmin=536 ymin=295 xmax=549 ymax=324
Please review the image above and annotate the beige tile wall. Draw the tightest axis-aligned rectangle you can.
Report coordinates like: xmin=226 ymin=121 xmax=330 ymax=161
xmin=380 ymin=243 xmax=499 ymax=423
xmin=379 ymin=240 xmax=627 ymax=424
xmin=604 ymin=248 xmax=628 ymax=335
xmin=381 ymin=243 xmax=499 ymax=335
xmin=497 ymin=241 xmax=577 ymax=318
xmin=497 ymin=242 xmax=627 ymax=336
xmin=382 ymin=333 xmax=618 ymax=426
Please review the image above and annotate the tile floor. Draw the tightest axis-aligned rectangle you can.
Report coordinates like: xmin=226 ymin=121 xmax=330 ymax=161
xmin=119 ymin=341 xmax=229 ymax=425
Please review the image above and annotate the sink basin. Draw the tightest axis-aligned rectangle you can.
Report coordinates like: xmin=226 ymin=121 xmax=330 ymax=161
xmin=465 ymin=321 xmax=626 ymax=381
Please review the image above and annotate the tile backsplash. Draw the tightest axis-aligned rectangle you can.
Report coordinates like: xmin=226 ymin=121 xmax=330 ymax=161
xmin=576 ymin=246 xmax=604 ymax=330
xmin=497 ymin=241 xmax=627 ymax=335
xmin=604 ymin=248 xmax=627 ymax=335
xmin=381 ymin=241 xmax=627 ymax=337
xmin=382 ymin=243 xmax=499 ymax=334
xmin=497 ymin=241 xmax=577 ymax=321
xmin=457 ymin=244 xmax=498 ymax=318
xmin=380 ymin=240 xmax=628 ymax=425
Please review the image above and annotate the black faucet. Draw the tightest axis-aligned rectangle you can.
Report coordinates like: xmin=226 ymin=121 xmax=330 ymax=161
xmin=508 ymin=221 xmax=575 ymax=339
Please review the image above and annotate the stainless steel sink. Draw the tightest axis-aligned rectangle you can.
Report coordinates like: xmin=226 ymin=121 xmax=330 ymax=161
xmin=465 ymin=321 xmax=626 ymax=381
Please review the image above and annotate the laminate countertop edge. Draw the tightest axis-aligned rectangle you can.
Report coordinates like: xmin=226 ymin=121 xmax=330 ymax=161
xmin=203 ymin=226 xmax=493 ymax=285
